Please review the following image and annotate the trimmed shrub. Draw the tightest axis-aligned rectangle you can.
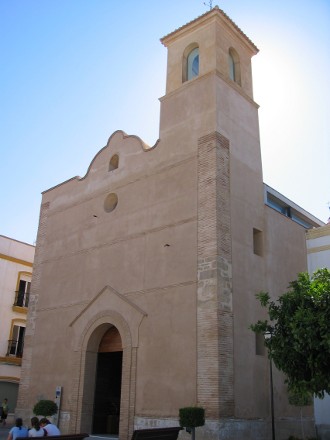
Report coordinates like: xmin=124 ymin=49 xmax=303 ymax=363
xmin=179 ymin=407 xmax=205 ymax=428
xmin=33 ymin=400 xmax=58 ymax=417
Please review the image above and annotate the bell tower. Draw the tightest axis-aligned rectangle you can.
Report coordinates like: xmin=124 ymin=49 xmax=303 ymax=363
xmin=159 ymin=6 xmax=263 ymax=181
xmin=159 ymin=6 xmax=266 ymax=426
xmin=161 ymin=6 xmax=257 ymax=97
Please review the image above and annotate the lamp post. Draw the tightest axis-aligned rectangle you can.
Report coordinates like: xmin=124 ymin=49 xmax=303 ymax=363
xmin=265 ymin=331 xmax=275 ymax=440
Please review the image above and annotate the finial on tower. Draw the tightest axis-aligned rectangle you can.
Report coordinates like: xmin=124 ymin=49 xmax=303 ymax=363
xmin=203 ymin=0 xmax=215 ymax=10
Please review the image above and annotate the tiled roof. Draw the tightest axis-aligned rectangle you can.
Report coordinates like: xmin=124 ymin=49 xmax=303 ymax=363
xmin=160 ymin=6 xmax=258 ymax=52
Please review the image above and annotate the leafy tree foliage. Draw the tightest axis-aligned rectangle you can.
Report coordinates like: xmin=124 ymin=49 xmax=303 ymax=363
xmin=33 ymin=399 xmax=58 ymax=417
xmin=251 ymin=268 xmax=330 ymax=398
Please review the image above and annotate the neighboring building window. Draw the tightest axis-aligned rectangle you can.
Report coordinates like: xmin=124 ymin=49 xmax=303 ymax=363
xmin=228 ymin=48 xmax=241 ymax=85
xmin=290 ymin=213 xmax=312 ymax=228
xmin=109 ymin=154 xmax=119 ymax=172
xmin=253 ymin=228 xmax=263 ymax=256
xmin=14 ymin=273 xmax=31 ymax=308
xmin=7 ymin=324 xmax=25 ymax=358
xmin=187 ymin=47 xmax=199 ymax=81
xmin=15 ymin=279 xmax=30 ymax=307
xmin=266 ymin=192 xmax=315 ymax=229
xmin=267 ymin=194 xmax=290 ymax=216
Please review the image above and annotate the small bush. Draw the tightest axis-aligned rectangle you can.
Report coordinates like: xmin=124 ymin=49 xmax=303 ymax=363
xmin=33 ymin=400 xmax=58 ymax=417
xmin=288 ymin=391 xmax=313 ymax=407
xmin=179 ymin=407 xmax=205 ymax=428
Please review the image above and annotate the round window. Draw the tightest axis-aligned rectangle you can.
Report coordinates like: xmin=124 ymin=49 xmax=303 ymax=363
xmin=104 ymin=193 xmax=118 ymax=213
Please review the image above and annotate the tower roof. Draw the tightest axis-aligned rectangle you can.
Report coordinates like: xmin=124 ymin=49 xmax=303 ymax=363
xmin=160 ymin=6 xmax=258 ymax=54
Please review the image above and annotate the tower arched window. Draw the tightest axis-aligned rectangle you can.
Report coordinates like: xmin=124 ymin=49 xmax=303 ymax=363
xmin=187 ymin=47 xmax=199 ymax=81
xmin=183 ymin=44 xmax=199 ymax=83
xmin=228 ymin=48 xmax=241 ymax=85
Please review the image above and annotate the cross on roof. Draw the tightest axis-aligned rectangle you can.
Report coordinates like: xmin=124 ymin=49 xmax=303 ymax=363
xmin=204 ymin=0 xmax=214 ymax=10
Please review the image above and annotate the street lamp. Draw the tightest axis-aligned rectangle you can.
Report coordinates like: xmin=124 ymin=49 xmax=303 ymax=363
xmin=265 ymin=331 xmax=275 ymax=440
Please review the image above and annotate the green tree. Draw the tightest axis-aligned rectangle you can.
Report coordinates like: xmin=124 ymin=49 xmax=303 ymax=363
xmin=33 ymin=399 xmax=58 ymax=417
xmin=179 ymin=407 xmax=205 ymax=440
xmin=251 ymin=268 xmax=330 ymax=398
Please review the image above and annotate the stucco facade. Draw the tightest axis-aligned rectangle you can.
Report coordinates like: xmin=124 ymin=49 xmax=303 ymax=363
xmin=17 ymin=8 xmax=323 ymax=440
xmin=0 ymin=235 xmax=35 ymax=419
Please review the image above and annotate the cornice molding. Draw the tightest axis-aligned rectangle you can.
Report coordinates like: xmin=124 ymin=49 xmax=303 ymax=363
xmin=306 ymin=224 xmax=330 ymax=239
xmin=159 ymin=69 xmax=258 ymax=108
xmin=12 ymin=306 xmax=28 ymax=315
xmin=0 ymin=357 xmax=22 ymax=366
xmin=161 ymin=6 xmax=258 ymax=54
xmin=307 ymin=244 xmax=330 ymax=254
xmin=0 ymin=375 xmax=20 ymax=383
xmin=0 ymin=253 xmax=33 ymax=268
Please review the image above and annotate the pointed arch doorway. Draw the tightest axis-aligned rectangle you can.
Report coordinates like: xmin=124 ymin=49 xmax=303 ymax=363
xmin=92 ymin=326 xmax=122 ymax=435
xmin=72 ymin=289 xmax=147 ymax=439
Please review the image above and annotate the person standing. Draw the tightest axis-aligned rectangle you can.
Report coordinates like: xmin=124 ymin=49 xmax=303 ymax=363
xmin=7 ymin=418 xmax=28 ymax=440
xmin=1 ymin=398 xmax=9 ymax=426
xmin=39 ymin=418 xmax=61 ymax=436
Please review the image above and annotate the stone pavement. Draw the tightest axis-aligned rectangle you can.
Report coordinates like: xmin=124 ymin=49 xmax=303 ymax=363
xmin=0 ymin=424 xmax=118 ymax=440
xmin=0 ymin=423 xmax=13 ymax=440
xmin=0 ymin=421 xmax=121 ymax=440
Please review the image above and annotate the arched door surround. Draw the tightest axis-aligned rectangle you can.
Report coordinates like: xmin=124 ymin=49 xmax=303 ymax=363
xmin=69 ymin=285 xmax=147 ymax=440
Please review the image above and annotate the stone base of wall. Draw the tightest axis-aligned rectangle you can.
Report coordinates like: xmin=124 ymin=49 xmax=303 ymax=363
xmin=134 ymin=417 xmax=180 ymax=430
xmin=15 ymin=408 xmax=32 ymax=428
xmin=134 ymin=416 xmax=317 ymax=440
xmin=57 ymin=411 xmax=71 ymax=434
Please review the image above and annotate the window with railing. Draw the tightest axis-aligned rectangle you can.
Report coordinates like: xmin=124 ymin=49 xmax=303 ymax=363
xmin=6 ymin=326 xmax=25 ymax=358
xmin=14 ymin=279 xmax=30 ymax=307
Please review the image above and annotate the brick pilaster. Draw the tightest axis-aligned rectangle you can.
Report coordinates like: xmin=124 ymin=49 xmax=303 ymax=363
xmin=197 ymin=132 xmax=234 ymax=418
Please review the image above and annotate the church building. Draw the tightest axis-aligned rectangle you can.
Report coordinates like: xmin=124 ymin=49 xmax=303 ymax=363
xmin=17 ymin=7 xmax=323 ymax=440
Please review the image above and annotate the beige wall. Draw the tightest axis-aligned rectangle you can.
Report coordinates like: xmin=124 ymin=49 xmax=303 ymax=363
xmin=18 ymin=130 xmax=199 ymax=438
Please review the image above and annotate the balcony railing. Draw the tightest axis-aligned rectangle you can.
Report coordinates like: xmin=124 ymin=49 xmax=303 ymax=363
xmin=6 ymin=339 xmax=24 ymax=358
xmin=14 ymin=291 xmax=29 ymax=308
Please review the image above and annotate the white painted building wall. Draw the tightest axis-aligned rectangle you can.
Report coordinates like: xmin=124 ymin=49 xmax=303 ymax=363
xmin=0 ymin=235 xmax=35 ymax=417
xmin=306 ymin=223 xmax=330 ymax=439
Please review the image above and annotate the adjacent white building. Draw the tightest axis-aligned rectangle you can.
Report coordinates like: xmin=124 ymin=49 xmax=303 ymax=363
xmin=0 ymin=235 xmax=35 ymax=418
xmin=306 ymin=222 xmax=330 ymax=440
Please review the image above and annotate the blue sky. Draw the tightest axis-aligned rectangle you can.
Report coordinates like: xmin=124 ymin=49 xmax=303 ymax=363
xmin=1 ymin=0 xmax=329 ymax=245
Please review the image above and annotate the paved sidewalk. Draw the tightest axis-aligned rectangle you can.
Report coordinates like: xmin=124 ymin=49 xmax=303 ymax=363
xmin=0 ymin=424 xmax=13 ymax=440
xmin=0 ymin=425 xmax=119 ymax=440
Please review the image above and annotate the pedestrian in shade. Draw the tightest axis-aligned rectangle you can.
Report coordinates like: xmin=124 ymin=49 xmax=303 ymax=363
xmin=1 ymin=398 xmax=9 ymax=426
xmin=7 ymin=418 xmax=28 ymax=440
xmin=29 ymin=417 xmax=45 ymax=437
